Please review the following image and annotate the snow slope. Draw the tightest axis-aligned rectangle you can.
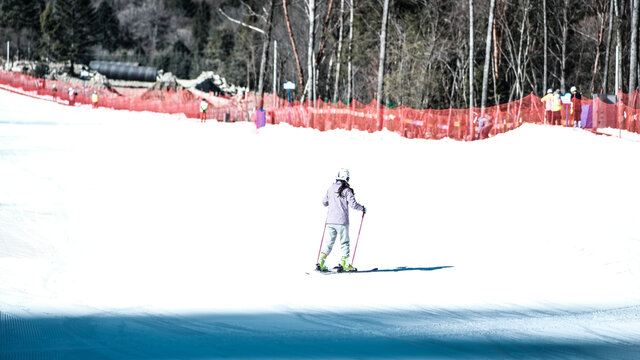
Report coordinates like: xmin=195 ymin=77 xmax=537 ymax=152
xmin=1 ymin=89 xmax=639 ymax=359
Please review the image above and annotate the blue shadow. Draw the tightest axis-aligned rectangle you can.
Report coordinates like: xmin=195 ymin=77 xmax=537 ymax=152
xmin=2 ymin=307 xmax=638 ymax=359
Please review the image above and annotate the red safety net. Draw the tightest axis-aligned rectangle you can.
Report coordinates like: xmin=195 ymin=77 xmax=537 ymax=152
xmin=2 ymin=70 xmax=638 ymax=140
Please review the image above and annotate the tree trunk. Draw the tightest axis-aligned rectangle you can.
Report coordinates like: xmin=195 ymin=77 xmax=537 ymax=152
xmin=543 ymin=0 xmax=548 ymax=92
xmin=516 ymin=1 xmax=530 ymax=100
xmin=313 ymin=0 xmax=335 ymax=78
xmin=469 ymin=0 xmax=474 ymax=138
xmin=481 ymin=0 xmax=496 ymax=111
xmin=333 ymin=0 xmax=345 ymax=103
xmin=560 ymin=0 xmax=569 ymax=92
xmin=305 ymin=0 xmax=316 ymax=104
xmin=376 ymin=0 xmax=390 ymax=131
xmin=615 ymin=0 xmax=624 ymax=92
xmin=347 ymin=0 xmax=354 ymax=104
xmin=590 ymin=13 xmax=605 ymax=95
xmin=283 ymin=0 xmax=305 ymax=97
xmin=630 ymin=0 xmax=638 ymax=94
xmin=256 ymin=0 xmax=275 ymax=110
xmin=603 ymin=0 xmax=614 ymax=93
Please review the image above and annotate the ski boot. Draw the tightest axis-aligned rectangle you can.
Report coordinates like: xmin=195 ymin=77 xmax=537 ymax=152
xmin=338 ymin=256 xmax=357 ymax=272
xmin=316 ymin=253 xmax=328 ymax=272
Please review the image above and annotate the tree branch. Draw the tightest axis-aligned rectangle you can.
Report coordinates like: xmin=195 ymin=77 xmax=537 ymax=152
xmin=218 ymin=8 xmax=265 ymax=35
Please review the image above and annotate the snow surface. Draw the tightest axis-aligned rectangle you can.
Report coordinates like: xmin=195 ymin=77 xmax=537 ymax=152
xmin=1 ymin=88 xmax=640 ymax=359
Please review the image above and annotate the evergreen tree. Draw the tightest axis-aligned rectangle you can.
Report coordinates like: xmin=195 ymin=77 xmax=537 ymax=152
xmin=40 ymin=0 xmax=98 ymax=72
xmin=192 ymin=0 xmax=211 ymax=56
xmin=95 ymin=0 xmax=122 ymax=52
xmin=40 ymin=2 xmax=64 ymax=61
xmin=0 ymin=0 xmax=45 ymax=32
xmin=170 ymin=40 xmax=192 ymax=78
xmin=155 ymin=40 xmax=192 ymax=79
xmin=168 ymin=0 xmax=196 ymax=17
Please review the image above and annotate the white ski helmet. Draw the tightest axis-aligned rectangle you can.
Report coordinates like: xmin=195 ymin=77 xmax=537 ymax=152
xmin=570 ymin=86 xmax=577 ymax=93
xmin=336 ymin=168 xmax=350 ymax=181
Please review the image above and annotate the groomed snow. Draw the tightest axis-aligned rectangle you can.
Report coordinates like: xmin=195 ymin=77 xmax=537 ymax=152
xmin=1 ymin=88 xmax=639 ymax=359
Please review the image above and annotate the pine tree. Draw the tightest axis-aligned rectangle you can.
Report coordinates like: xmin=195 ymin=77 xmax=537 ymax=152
xmin=40 ymin=2 xmax=64 ymax=61
xmin=0 ymin=0 xmax=45 ymax=32
xmin=39 ymin=0 xmax=98 ymax=72
xmin=192 ymin=0 xmax=211 ymax=56
xmin=95 ymin=0 xmax=121 ymax=52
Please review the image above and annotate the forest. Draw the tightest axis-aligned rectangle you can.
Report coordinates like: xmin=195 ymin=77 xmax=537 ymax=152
xmin=0 ymin=0 xmax=638 ymax=110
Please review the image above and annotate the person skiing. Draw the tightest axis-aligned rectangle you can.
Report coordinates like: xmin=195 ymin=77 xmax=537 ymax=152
xmin=317 ymin=168 xmax=366 ymax=272
xmin=199 ymin=98 xmax=209 ymax=122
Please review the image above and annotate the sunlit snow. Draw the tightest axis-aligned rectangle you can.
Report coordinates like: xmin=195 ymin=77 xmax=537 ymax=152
xmin=1 ymin=88 xmax=639 ymax=359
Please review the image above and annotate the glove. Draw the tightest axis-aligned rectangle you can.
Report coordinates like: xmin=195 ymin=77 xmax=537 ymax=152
xmin=362 ymin=206 xmax=367 ymax=214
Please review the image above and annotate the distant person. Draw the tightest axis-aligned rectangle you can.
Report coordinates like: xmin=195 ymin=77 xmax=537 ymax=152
xmin=570 ymin=86 xmax=582 ymax=128
xmin=551 ymin=90 xmax=562 ymax=125
xmin=91 ymin=91 xmax=99 ymax=108
xmin=541 ymin=89 xmax=554 ymax=124
xmin=477 ymin=113 xmax=494 ymax=139
xmin=52 ymin=83 xmax=57 ymax=101
xmin=561 ymin=89 xmax=573 ymax=126
xmin=317 ymin=168 xmax=366 ymax=272
xmin=199 ymin=98 xmax=209 ymax=122
xmin=68 ymin=87 xmax=76 ymax=106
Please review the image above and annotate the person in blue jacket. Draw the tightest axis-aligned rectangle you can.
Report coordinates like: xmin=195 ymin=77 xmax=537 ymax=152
xmin=317 ymin=168 xmax=366 ymax=272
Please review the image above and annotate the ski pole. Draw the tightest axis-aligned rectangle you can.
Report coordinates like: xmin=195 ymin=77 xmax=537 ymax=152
xmin=351 ymin=212 xmax=365 ymax=266
xmin=316 ymin=216 xmax=328 ymax=264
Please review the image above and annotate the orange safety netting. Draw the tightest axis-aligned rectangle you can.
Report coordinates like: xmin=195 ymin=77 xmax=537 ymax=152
xmin=2 ymin=70 xmax=639 ymax=139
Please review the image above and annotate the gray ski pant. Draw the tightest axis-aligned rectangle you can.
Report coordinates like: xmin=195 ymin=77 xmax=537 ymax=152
xmin=321 ymin=224 xmax=350 ymax=259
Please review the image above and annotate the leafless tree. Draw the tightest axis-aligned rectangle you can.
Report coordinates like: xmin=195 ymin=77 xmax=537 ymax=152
xmin=481 ymin=0 xmax=497 ymax=111
xmin=629 ymin=0 xmax=638 ymax=93
xmin=376 ymin=0 xmax=390 ymax=130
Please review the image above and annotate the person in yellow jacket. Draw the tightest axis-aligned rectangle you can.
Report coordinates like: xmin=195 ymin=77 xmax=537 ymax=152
xmin=199 ymin=98 xmax=209 ymax=122
xmin=540 ymin=89 xmax=562 ymax=125
xmin=91 ymin=91 xmax=99 ymax=108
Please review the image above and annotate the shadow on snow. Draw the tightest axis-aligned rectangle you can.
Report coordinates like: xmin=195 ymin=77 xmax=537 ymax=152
xmin=1 ymin=307 xmax=638 ymax=359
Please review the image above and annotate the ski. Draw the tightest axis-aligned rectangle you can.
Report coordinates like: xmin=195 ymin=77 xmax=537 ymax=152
xmin=306 ymin=266 xmax=378 ymax=275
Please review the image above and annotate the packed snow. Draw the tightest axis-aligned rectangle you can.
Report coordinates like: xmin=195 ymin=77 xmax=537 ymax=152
xmin=1 ymin=88 xmax=639 ymax=359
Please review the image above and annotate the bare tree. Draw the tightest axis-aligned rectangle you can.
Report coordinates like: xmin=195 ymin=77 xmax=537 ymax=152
xmin=543 ymin=0 xmax=548 ymax=92
xmin=333 ymin=0 xmax=345 ymax=103
xmin=481 ymin=0 xmax=497 ymax=110
xmin=347 ymin=0 xmax=355 ymax=103
xmin=589 ymin=1 xmax=607 ymax=94
xmin=305 ymin=0 xmax=316 ymax=104
xmin=377 ymin=0 xmax=391 ymax=131
xmin=219 ymin=0 xmax=275 ymax=109
xmin=283 ymin=0 xmax=305 ymax=97
xmin=615 ymin=0 xmax=625 ymax=92
xmin=603 ymin=0 xmax=614 ymax=93
xmin=560 ymin=0 xmax=569 ymax=92
xmin=629 ymin=0 xmax=638 ymax=93
xmin=469 ymin=0 xmax=474 ymax=137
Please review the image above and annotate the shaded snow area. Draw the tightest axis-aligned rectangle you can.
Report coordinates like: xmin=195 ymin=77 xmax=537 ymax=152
xmin=1 ymin=89 xmax=639 ymax=359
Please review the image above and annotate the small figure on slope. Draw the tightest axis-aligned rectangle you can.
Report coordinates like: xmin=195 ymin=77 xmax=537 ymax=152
xmin=317 ymin=168 xmax=366 ymax=272
xmin=200 ymin=98 xmax=209 ymax=122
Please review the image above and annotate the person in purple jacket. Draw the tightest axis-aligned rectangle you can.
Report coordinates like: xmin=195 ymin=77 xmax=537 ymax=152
xmin=317 ymin=168 xmax=366 ymax=272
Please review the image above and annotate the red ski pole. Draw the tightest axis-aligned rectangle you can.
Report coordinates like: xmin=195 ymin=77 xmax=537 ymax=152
xmin=316 ymin=217 xmax=328 ymax=264
xmin=350 ymin=212 xmax=365 ymax=266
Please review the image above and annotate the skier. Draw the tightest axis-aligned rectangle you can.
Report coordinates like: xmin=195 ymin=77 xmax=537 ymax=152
xmin=199 ymin=98 xmax=209 ymax=122
xmin=317 ymin=168 xmax=366 ymax=272
xmin=68 ymin=87 xmax=76 ymax=106
xmin=91 ymin=91 xmax=99 ymax=108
